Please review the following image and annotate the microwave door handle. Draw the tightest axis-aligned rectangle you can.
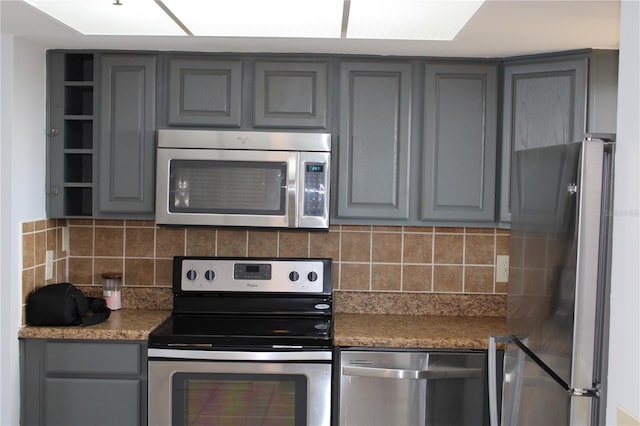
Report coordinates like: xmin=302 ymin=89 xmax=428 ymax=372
xmin=287 ymin=152 xmax=299 ymax=227
xmin=342 ymin=365 xmax=482 ymax=380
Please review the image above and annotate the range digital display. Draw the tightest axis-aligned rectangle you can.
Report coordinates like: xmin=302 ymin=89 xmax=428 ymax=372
xmin=234 ymin=263 xmax=271 ymax=280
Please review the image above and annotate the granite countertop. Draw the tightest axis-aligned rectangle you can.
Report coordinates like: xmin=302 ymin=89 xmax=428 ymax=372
xmin=18 ymin=287 xmax=508 ymax=350
xmin=334 ymin=313 xmax=507 ymax=350
xmin=18 ymin=309 xmax=171 ymax=341
xmin=18 ymin=310 xmax=506 ymax=350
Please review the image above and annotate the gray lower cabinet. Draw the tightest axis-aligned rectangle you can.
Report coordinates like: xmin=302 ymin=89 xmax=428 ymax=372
xmin=422 ymin=63 xmax=498 ymax=222
xmin=254 ymin=60 xmax=328 ymax=128
xmin=20 ymin=339 xmax=147 ymax=426
xmin=167 ymin=57 xmax=242 ymax=127
xmin=97 ymin=54 xmax=156 ymax=217
xmin=337 ymin=61 xmax=413 ymax=220
xmin=499 ymin=50 xmax=618 ymax=223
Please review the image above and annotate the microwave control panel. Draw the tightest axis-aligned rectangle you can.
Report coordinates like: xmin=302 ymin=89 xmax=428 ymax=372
xmin=303 ymin=162 xmax=326 ymax=217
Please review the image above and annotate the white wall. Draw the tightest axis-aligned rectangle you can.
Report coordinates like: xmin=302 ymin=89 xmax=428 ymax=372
xmin=606 ymin=1 xmax=640 ymax=424
xmin=0 ymin=34 xmax=47 ymax=426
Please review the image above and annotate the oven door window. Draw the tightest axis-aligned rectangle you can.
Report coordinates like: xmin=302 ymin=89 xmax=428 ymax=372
xmin=169 ymin=160 xmax=287 ymax=215
xmin=172 ymin=372 xmax=307 ymax=426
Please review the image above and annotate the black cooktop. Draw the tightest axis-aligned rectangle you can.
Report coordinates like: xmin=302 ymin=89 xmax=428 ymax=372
xmin=148 ymin=314 xmax=333 ymax=349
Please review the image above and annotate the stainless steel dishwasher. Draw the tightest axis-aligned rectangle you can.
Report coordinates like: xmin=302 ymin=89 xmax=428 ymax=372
xmin=338 ymin=349 xmax=490 ymax=426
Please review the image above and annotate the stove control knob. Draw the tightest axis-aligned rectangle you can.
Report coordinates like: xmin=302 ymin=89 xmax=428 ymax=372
xmin=204 ymin=270 xmax=216 ymax=281
xmin=289 ymin=271 xmax=300 ymax=282
xmin=307 ymin=271 xmax=318 ymax=282
xmin=186 ymin=269 xmax=198 ymax=281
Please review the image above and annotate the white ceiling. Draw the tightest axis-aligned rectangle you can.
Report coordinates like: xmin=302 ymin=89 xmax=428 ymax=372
xmin=0 ymin=0 xmax=620 ymax=58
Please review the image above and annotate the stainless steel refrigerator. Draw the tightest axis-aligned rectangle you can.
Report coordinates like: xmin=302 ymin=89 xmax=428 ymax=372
xmin=489 ymin=135 xmax=615 ymax=426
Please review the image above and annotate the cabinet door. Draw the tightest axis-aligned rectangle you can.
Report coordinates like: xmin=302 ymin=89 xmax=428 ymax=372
xmin=422 ymin=64 xmax=497 ymax=222
xmin=499 ymin=57 xmax=588 ymax=223
xmin=98 ymin=54 xmax=156 ymax=216
xmin=167 ymin=58 xmax=242 ymax=126
xmin=45 ymin=378 xmax=140 ymax=426
xmin=254 ymin=61 xmax=328 ymax=128
xmin=337 ymin=62 xmax=412 ymax=219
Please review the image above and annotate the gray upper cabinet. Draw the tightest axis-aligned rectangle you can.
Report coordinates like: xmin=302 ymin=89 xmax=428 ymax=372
xmin=47 ymin=49 xmax=617 ymax=225
xmin=499 ymin=50 xmax=618 ymax=223
xmin=422 ymin=63 xmax=498 ymax=222
xmin=167 ymin=58 xmax=242 ymax=127
xmin=47 ymin=52 xmax=96 ymax=218
xmin=254 ymin=61 xmax=328 ymax=128
xmin=337 ymin=61 xmax=413 ymax=220
xmin=97 ymin=54 xmax=156 ymax=217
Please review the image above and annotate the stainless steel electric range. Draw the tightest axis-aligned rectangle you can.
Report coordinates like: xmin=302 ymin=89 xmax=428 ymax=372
xmin=147 ymin=256 xmax=333 ymax=426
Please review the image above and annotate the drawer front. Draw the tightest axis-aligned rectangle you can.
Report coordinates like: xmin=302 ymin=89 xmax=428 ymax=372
xmin=45 ymin=341 xmax=141 ymax=375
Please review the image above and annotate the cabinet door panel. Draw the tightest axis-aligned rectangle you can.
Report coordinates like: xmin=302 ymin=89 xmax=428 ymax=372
xmin=511 ymin=72 xmax=582 ymax=150
xmin=338 ymin=62 xmax=412 ymax=219
xmin=45 ymin=378 xmax=140 ymax=426
xmin=168 ymin=58 xmax=242 ymax=126
xmin=254 ymin=61 xmax=328 ymax=128
xmin=500 ymin=57 xmax=587 ymax=223
xmin=98 ymin=55 xmax=156 ymax=215
xmin=422 ymin=64 xmax=497 ymax=222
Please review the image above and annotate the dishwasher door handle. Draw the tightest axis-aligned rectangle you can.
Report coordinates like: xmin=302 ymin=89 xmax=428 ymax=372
xmin=342 ymin=365 xmax=482 ymax=380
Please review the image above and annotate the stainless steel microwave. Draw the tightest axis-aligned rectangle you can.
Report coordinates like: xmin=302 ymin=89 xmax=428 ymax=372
xmin=155 ymin=129 xmax=331 ymax=229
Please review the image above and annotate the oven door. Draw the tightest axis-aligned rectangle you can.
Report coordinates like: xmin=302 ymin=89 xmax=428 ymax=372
xmin=148 ymin=350 xmax=332 ymax=426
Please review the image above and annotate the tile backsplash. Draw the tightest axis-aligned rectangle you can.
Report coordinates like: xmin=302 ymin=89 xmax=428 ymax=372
xmin=21 ymin=220 xmax=68 ymax=294
xmin=21 ymin=219 xmax=510 ymax=309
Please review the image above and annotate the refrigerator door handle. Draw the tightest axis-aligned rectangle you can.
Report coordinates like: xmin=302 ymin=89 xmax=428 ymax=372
xmin=489 ymin=335 xmax=509 ymax=426
xmin=511 ymin=337 xmax=600 ymax=398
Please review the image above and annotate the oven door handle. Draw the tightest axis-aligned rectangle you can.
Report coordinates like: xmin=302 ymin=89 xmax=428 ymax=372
xmin=342 ymin=365 xmax=482 ymax=380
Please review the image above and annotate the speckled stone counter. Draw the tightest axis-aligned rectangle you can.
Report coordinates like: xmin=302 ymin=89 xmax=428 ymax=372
xmin=18 ymin=289 xmax=507 ymax=349
xmin=334 ymin=313 xmax=507 ymax=350
xmin=18 ymin=309 xmax=171 ymax=341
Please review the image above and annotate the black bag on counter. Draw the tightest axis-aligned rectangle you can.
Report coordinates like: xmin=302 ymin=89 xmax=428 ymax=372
xmin=26 ymin=283 xmax=111 ymax=326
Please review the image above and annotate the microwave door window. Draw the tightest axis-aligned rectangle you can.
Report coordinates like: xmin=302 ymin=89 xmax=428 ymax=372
xmin=169 ymin=160 xmax=287 ymax=215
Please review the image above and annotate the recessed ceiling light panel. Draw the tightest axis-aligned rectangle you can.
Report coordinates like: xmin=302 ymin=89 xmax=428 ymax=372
xmin=23 ymin=0 xmax=187 ymax=36
xmin=347 ymin=0 xmax=485 ymax=41
xmin=161 ymin=0 xmax=344 ymax=38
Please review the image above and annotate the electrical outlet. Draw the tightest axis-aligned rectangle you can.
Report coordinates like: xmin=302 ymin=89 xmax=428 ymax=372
xmin=45 ymin=250 xmax=54 ymax=281
xmin=496 ymin=255 xmax=509 ymax=283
